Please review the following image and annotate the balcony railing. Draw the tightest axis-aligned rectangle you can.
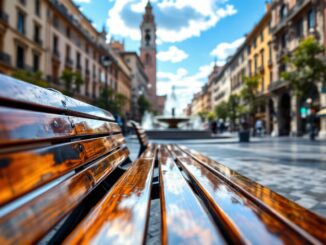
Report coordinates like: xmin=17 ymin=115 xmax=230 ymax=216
xmin=52 ymin=49 xmax=60 ymax=60
xmin=85 ymin=69 xmax=90 ymax=76
xmin=65 ymin=57 xmax=73 ymax=67
xmin=0 ymin=52 xmax=11 ymax=66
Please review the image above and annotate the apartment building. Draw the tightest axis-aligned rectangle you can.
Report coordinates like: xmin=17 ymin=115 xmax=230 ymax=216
xmin=0 ymin=0 xmax=132 ymax=117
xmin=212 ymin=65 xmax=231 ymax=107
xmin=270 ymin=0 xmax=326 ymax=137
xmin=246 ymin=4 xmax=274 ymax=133
xmin=0 ymin=0 xmax=47 ymax=74
xmin=229 ymin=43 xmax=247 ymax=95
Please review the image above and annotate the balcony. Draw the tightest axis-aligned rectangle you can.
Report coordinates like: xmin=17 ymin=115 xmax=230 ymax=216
xmin=65 ymin=57 xmax=73 ymax=68
xmin=85 ymin=69 xmax=90 ymax=77
xmin=272 ymin=0 xmax=310 ymax=35
xmin=0 ymin=10 xmax=9 ymax=24
xmin=0 ymin=52 xmax=11 ymax=66
xmin=268 ymin=80 xmax=288 ymax=92
xmin=52 ymin=50 xmax=61 ymax=62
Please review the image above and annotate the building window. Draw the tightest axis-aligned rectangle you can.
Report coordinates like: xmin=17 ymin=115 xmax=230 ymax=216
xmin=53 ymin=35 xmax=59 ymax=54
xmin=16 ymin=46 xmax=25 ymax=69
xmin=19 ymin=0 xmax=26 ymax=6
xmin=280 ymin=4 xmax=287 ymax=20
xmin=296 ymin=18 xmax=304 ymax=38
xmin=65 ymin=45 xmax=71 ymax=60
xmin=33 ymin=53 xmax=40 ymax=72
xmin=76 ymin=52 xmax=81 ymax=68
xmin=281 ymin=32 xmax=287 ymax=48
xmin=35 ymin=0 xmax=41 ymax=16
xmin=260 ymin=49 xmax=264 ymax=67
xmin=253 ymin=38 xmax=257 ymax=49
xmin=270 ymin=70 xmax=273 ymax=83
xmin=268 ymin=42 xmax=272 ymax=61
xmin=260 ymin=31 xmax=264 ymax=42
xmin=66 ymin=27 xmax=71 ymax=38
xmin=307 ymin=9 xmax=316 ymax=32
xmin=254 ymin=55 xmax=258 ymax=73
xmin=17 ymin=11 xmax=25 ymax=35
xmin=34 ymin=24 xmax=41 ymax=44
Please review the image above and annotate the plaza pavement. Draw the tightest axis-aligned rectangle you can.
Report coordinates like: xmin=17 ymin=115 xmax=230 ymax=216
xmin=126 ymin=136 xmax=326 ymax=218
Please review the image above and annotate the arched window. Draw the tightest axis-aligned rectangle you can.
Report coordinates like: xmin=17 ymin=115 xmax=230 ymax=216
xmin=145 ymin=53 xmax=152 ymax=66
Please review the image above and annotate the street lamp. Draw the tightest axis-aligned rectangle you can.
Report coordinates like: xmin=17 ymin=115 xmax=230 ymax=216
xmin=101 ymin=55 xmax=112 ymax=109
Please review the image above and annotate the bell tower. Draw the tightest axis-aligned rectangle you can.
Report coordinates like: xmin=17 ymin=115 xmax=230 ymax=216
xmin=140 ymin=1 xmax=157 ymax=109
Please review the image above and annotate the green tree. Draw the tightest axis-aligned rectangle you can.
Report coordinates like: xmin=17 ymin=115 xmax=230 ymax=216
xmin=96 ymin=87 xmax=127 ymax=115
xmin=12 ymin=70 xmax=48 ymax=88
xmin=60 ymin=69 xmax=84 ymax=96
xmin=137 ymin=95 xmax=151 ymax=119
xmin=240 ymin=75 xmax=260 ymax=127
xmin=214 ymin=101 xmax=228 ymax=120
xmin=227 ymin=94 xmax=240 ymax=130
xmin=198 ymin=111 xmax=209 ymax=121
xmin=281 ymin=36 xmax=326 ymax=97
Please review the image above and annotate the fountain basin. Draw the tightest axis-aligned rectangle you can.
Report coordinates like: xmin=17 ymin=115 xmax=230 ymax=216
xmin=156 ymin=116 xmax=190 ymax=129
xmin=145 ymin=129 xmax=213 ymax=140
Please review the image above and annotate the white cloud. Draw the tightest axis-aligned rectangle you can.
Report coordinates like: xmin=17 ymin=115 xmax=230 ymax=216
xmin=157 ymin=46 xmax=188 ymax=63
xmin=74 ymin=0 xmax=91 ymax=3
xmin=210 ymin=37 xmax=245 ymax=63
xmin=106 ymin=0 xmax=237 ymax=44
xmin=157 ymin=63 xmax=215 ymax=114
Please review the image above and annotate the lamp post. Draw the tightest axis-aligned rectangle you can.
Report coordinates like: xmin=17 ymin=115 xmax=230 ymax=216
xmin=101 ymin=55 xmax=112 ymax=110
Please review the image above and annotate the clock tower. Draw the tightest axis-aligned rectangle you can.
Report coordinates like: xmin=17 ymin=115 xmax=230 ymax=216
xmin=140 ymin=1 xmax=157 ymax=109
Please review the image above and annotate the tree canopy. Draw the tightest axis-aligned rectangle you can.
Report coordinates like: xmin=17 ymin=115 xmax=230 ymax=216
xmin=282 ymin=36 xmax=326 ymax=97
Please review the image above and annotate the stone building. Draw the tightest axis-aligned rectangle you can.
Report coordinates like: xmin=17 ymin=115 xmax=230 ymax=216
xmin=270 ymin=0 xmax=326 ymax=137
xmin=121 ymin=51 xmax=149 ymax=121
xmin=0 ymin=0 xmax=132 ymax=116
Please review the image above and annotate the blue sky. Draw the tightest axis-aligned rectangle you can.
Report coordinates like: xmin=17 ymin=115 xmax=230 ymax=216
xmin=74 ymin=0 xmax=268 ymax=110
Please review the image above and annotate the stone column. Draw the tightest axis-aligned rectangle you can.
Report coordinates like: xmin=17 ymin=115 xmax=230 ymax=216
xmin=265 ymin=99 xmax=271 ymax=135
xmin=318 ymin=83 xmax=326 ymax=139
xmin=271 ymin=95 xmax=279 ymax=137
xmin=290 ymin=93 xmax=300 ymax=136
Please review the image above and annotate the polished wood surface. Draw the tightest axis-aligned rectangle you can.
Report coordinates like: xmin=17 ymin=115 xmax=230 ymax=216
xmin=176 ymin=145 xmax=326 ymax=244
xmin=0 ymin=106 xmax=117 ymax=147
xmin=0 ymin=136 xmax=116 ymax=205
xmin=64 ymin=148 xmax=156 ymax=245
xmin=158 ymin=145 xmax=225 ymax=245
xmin=0 ymin=74 xmax=114 ymax=121
xmin=0 ymin=148 xmax=129 ymax=245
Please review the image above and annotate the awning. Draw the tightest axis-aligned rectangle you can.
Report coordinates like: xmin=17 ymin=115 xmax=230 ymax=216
xmin=317 ymin=108 xmax=326 ymax=117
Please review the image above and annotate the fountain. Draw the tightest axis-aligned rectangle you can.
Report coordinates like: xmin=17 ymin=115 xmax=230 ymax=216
xmin=141 ymin=86 xmax=212 ymax=140
xmin=155 ymin=86 xmax=190 ymax=128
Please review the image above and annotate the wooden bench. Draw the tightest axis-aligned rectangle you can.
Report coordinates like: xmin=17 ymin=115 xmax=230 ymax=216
xmin=0 ymin=75 xmax=325 ymax=244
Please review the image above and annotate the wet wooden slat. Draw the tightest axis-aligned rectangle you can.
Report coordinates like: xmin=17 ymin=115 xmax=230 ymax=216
xmin=130 ymin=121 xmax=149 ymax=147
xmin=64 ymin=147 xmax=156 ymax=245
xmin=176 ymin=145 xmax=326 ymax=244
xmin=158 ymin=145 xmax=226 ymax=245
xmin=0 ymin=136 xmax=116 ymax=206
xmin=0 ymin=74 xmax=114 ymax=121
xmin=0 ymin=148 xmax=129 ymax=245
xmin=0 ymin=107 xmax=116 ymax=147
